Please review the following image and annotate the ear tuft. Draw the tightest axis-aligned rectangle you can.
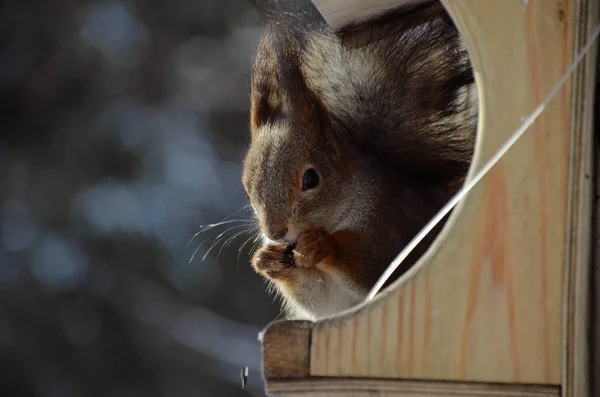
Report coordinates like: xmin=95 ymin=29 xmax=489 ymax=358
xmin=254 ymin=0 xmax=328 ymax=31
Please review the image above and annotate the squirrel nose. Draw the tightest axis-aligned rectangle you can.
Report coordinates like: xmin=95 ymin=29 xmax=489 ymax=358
xmin=266 ymin=225 xmax=288 ymax=241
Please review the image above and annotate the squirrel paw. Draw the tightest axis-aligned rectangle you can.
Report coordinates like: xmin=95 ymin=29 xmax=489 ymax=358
xmin=251 ymin=243 xmax=296 ymax=280
xmin=293 ymin=227 xmax=335 ymax=268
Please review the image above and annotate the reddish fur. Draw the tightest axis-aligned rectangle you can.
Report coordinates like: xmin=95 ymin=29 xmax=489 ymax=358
xmin=252 ymin=227 xmax=374 ymax=292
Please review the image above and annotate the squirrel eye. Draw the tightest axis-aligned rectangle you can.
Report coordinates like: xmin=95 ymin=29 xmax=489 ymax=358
xmin=302 ymin=168 xmax=319 ymax=190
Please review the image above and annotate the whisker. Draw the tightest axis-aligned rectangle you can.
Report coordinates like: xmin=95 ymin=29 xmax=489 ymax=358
xmin=190 ymin=206 xmax=252 ymax=218
xmin=238 ymin=234 xmax=256 ymax=255
xmin=213 ymin=224 xmax=250 ymax=242
xmin=201 ymin=225 xmax=250 ymax=263
xmin=225 ymin=229 xmax=250 ymax=252
xmin=202 ymin=237 xmax=230 ymax=264
xmin=195 ymin=223 xmax=249 ymax=250
xmin=187 ymin=219 xmax=251 ymax=247
xmin=189 ymin=235 xmax=214 ymax=263
xmin=201 ymin=219 xmax=248 ymax=232
xmin=216 ymin=228 xmax=250 ymax=265
xmin=190 ymin=224 xmax=247 ymax=264
xmin=237 ymin=228 xmax=260 ymax=269
xmin=249 ymin=236 xmax=263 ymax=258
xmin=217 ymin=204 xmax=253 ymax=223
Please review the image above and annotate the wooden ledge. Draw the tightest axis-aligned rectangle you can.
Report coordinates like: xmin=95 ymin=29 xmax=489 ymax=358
xmin=267 ymin=378 xmax=559 ymax=397
xmin=262 ymin=320 xmax=313 ymax=380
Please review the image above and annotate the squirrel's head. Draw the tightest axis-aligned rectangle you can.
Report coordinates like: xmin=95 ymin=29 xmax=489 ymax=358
xmin=242 ymin=113 xmax=353 ymax=244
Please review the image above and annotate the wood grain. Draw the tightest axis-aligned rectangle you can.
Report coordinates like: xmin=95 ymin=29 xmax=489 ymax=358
xmin=591 ymin=119 xmax=600 ymax=397
xmin=561 ymin=0 xmax=599 ymax=395
xmin=259 ymin=0 xmax=598 ymax=394
xmin=262 ymin=321 xmax=312 ymax=380
xmin=267 ymin=378 xmax=559 ymax=397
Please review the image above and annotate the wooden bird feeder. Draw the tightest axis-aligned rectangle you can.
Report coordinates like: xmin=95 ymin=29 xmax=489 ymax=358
xmin=258 ymin=0 xmax=599 ymax=396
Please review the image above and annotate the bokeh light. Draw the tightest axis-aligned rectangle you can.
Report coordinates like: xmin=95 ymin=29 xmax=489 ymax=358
xmin=0 ymin=0 xmax=276 ymax=396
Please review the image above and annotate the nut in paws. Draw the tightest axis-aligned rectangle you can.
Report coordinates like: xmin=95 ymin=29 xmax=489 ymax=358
xmin=252 ymin=243 xmax=296 ymax=279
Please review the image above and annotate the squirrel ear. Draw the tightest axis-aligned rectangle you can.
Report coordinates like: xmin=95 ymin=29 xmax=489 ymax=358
xmin=254 ymin=0 xmax=328 ymax=29
xmin=249 ymin=0 xmax=331 ymax=136
xmin=273 ymin=44 xmax=330 ymax=133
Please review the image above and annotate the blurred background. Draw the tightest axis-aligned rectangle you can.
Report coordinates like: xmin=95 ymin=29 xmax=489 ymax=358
xmin=0 ymin=0 xmax=281 ymax=396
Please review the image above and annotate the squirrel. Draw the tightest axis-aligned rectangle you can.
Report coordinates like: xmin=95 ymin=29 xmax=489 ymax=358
xmin=242 ymin=0 xmax=477 ymax=320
